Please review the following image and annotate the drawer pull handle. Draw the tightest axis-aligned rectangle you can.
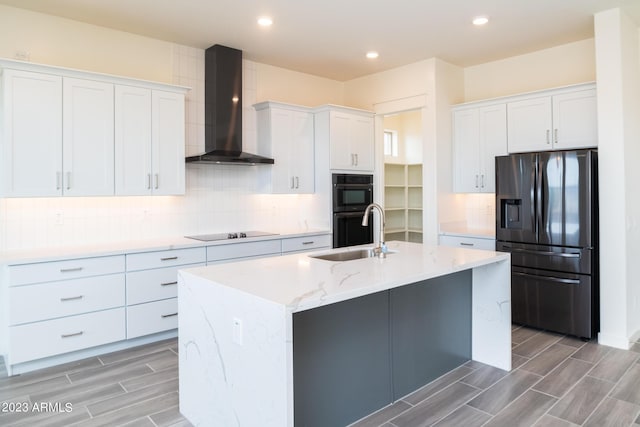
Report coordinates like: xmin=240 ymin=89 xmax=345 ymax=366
xmin=302 ymin=241 xmax=315 ymax=245
xmin=161 ymin=313 xmax=178 ymax=318
xmin=61 ymin=331 xmax=84 ymax=338
xmin=60 ymin=267 xmax=83 ymax=273
xmin=161 ymin=281 xmax=178 ymax=287
xmin=460 ymin=242 xmax=475 ymax=247
xmin=60 ymin=295 xmax=84 ymax=302
xmin=160 ymin=256 xmax=178 ymax=261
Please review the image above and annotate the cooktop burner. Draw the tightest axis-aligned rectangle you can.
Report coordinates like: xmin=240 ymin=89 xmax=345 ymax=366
xmin=185 ymin=231 xmax=279 ymax=242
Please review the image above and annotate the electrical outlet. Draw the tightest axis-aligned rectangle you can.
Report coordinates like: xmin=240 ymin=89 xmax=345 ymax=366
xmin=232 ymin=317 xmax=243 ymax=345
xmin=15 ymin=50 xmax=30 ymax=61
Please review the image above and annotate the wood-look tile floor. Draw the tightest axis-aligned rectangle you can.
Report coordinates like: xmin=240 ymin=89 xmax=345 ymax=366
xmin=1 ymin=326 xmax=640 ymax=427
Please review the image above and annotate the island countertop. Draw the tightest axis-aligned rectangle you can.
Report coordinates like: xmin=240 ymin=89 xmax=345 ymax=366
xmin=179 ymin=240 xmax=510 ymax=313
xmin=178 ymin=240 xmax=511 ymax=427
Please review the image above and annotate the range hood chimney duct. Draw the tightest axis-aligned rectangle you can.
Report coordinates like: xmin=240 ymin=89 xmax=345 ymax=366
xmin=186 ymin=44 xmax=274 ymax=165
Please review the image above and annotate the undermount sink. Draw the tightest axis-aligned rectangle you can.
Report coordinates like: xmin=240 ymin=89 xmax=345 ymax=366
xmin=309 ymin=248 xmax=395 ymax=262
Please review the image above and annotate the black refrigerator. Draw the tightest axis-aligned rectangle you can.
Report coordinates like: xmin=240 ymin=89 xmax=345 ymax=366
xmin=495 ymin=149 xmax=599 ymax=339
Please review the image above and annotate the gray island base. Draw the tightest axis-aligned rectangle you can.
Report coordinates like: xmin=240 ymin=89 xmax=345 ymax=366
xmin=178 ymin=241 xmax=511 ymax=426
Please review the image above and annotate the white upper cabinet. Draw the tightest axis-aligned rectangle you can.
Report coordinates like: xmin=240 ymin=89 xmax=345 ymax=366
xmin=1 ymin=69 xmax=63 ymax=197
xmin=452 ymin=103 xmax=507 ymax=193
xmin=255 ymin=101 xmax=314 ymax=194
xmin=115 ymin=85 xmax=152 ymax=195
xmin=328 ymin=109 xmax=374 ymax=171
xmin=0 ymin=59 xmax=188 ymax=198
xmin=63 ymin=78 xmax=115 ymax=196
xmin=115 ymin=87 xmax=185 ymax=196
xmin=151 ymin=90 xmax=185 ymax=195
xmin=507 ymin=85 xmax=597 ymax=153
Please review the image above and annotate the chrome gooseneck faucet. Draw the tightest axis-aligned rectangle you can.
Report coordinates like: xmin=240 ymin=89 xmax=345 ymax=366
xmin=362 ymin=203 xmax=387 ymax=258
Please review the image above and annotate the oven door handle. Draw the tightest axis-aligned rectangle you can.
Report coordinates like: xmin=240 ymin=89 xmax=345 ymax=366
xmin=334 ymin=212 xmax=370 ymax=219
xmin=504 ymin=247 xmax=581 ymax=258
xmin=513 ymin=271 xmax=581 ymax=285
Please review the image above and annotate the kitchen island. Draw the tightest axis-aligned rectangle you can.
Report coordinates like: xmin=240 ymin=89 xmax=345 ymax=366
xmin=178 ymin=241 xmax=511 ymax=427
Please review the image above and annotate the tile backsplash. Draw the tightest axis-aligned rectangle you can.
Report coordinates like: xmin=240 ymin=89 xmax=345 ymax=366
xmin=0 ymin=44 xmax=328 ymax=251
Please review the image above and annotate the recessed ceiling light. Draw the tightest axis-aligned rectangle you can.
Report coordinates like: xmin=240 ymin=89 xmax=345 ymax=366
xmin=473 ymin=16 xmax=489 ymax=26
xmin=258 ymin=16 xmax=273 ymax=27
xmin=366 ymin=51 xmax=379 ymax=59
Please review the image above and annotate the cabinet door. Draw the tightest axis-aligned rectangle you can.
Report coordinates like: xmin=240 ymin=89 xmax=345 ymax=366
xmin=329 ymin=111 xmax=353 ymax=169
xmin=507 ymin=96 xmax=552 ymax=153
xmin=329 ymin=111 xmax=374 ymax=171
xmin=350 ymin=115 xmax=374 ymax=171
xmin=552 ymin=89 xmax=597 ymax=149
xmin=290 ymin=110 xmax=315 ymax=192
xmin=1 ymin=69 xmax=62 ymax=197
xmin=63 ymin=78 xmax=115 ymax=196
xmin=152 ymin=90 xmax=185 ymax=195
xmin=478 ymin=104 xmax=507 ymax=193
xmin=115 ymin=85 xmax=152 ymax=195
xmin=452 ymin=108 xmax=480 ymax=193
xmin=268 ymin=108 xmax=295 ymax=192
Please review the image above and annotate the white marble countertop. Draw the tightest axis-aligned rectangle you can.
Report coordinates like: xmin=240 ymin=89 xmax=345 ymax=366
xmin=0 ymin=229 xmax=331 ymax=265
xmin=180 ymin=241 xmax=510 ymax=313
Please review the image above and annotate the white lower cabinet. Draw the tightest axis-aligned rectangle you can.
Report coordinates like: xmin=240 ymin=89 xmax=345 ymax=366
xmin=439 ymin=235 xmax=496 ymax=251
xmin=125 ymin=247 xmax=205 ymax=339
xmin=127 ymin=299 xmax=178 ymax=339
xmin=207 ymin=240 xmax=282 ymax=264
xmin=9 ymin=274 xmax=125 ymax=325
xmin=9 ymin=308 xmax=125 ymax=365
xmin=281 ymin=234 xmax=332 ymax=254
xmin=2 ymin=233 xmax=332 ymax=374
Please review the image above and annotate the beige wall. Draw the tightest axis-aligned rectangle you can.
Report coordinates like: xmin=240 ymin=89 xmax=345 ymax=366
xmin=464 ymin=38 xmax=596 ymax=102
xmin=0 ymin=5 xmax=174 ymax=83
xmin=256 ymin=63 xmax=344 ymax=106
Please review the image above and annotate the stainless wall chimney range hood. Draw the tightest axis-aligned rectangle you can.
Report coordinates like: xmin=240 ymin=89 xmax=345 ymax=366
xmin=186 ymin=45 xmax=274 ymax=165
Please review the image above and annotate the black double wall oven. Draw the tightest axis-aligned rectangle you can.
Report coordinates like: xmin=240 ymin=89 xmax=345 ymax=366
xmin=332 ymin=174 xmax=374 ymax=248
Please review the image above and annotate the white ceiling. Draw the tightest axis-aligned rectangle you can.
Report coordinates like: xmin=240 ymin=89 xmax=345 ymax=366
xmin=2 ymin=0 xmax=640 ymax=81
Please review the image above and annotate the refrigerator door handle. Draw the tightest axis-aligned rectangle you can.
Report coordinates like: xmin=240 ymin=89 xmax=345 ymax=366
xmin=506 ymin=247 xmax=581 ymax=258
xmin=513 ymin=271 xmax=581 ymax=285
xmin=532 ymin=157 xmax=539 ymax=238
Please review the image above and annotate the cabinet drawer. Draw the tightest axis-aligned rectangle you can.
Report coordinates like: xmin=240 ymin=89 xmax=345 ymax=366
xmin=126 ymin=263 xmax=204 ymax=305
xmin=9 ymin=274 xmax=125 ymax=325
xmin=281 ymin=234 xmax=332 ymax=253
xmin=9 ymin=255 xmax=125 ymax=286
xmin=9 ymin=308 xmax=125 ymax=364
xmin=127 ymin=298 xmax=178 ymax=339
xmin=439 ymin=235 xmax=496 ymax=251
xmin=126 ymin=247 xmax=206 ymax=271
xmin=207 ymin=240 xmax=281 ymax=262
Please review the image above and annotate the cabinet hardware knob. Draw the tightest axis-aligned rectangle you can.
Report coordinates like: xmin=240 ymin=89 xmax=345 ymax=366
xmin=161 ymin=281 xmax=178 ymax=286
xmin=60 ymin=295 xmax=84 ymax=302
xmin=296 ymin=176 xmax=300 ymax=189
xmin=60 ymin=267 xmax=83 ymax=273
xmin=61 ymin=331 xmax=84 ymax=338
xmin=554 ymin=128 xmax=558 ymax=144
xmin=475 ymin=175 xmax=479 ymax=188
xmin=460 ymin=242 xmax=475 ymax=247
xmin=154 ymin=174 xmax=159 ymax=189
xmin=161 ymin=313 xmax=178 ymax=318
xmin=546 ymin=129 xmax=551 ymax=144
xmin=291 ymin=177 xmax=295 ymax=189
xmin=56 ymin=172 xmax=62 ymax=190
xmin=302 ymin=241 xmax=314 ymax=245
xmin=147 ymin=174 xmax=152 ymax=190
xmin=481 ymin=174 xmax=485 ymax=188
xmin=66 ymin=172 xmax=72 ymax=190
xmin=354 ymin=154 xmax=358 ymax=166
xmin=160 ymin=256 xmax=178 ymax=261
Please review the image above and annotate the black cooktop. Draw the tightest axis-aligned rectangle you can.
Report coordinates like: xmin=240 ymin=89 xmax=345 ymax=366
xmin=185 ymin=231 xmax=279 ymax=242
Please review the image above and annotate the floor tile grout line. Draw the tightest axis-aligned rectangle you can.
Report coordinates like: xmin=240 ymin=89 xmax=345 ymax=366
xmin=86 ymin=389 xmax=178 ymax=420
